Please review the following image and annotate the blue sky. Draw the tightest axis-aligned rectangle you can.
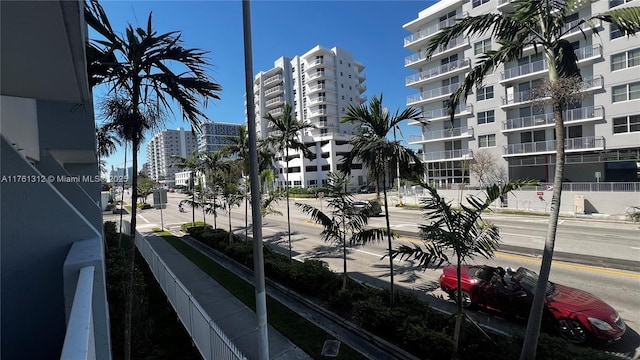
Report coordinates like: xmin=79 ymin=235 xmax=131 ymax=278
xmin=95 ymin=0 xmax=436 ymax=173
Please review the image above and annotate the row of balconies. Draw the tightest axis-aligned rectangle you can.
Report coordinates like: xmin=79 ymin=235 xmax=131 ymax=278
xmin=263 ymin=74 xmax=283 ymax=86
xmin=408 ymin=104 xmax=474 ymax=125
xmin=405 ymin=36 xmax=469 ymax=67
xmin=408 ymin=74 xmax=602 ymax=109
xmin=502 ymin=105 xmax=604 ymax=132
xmin=417 ymin=135 xmax=605 ymax=162
xmin=406 ymin=58 xmax=471 ymax=87
xmin=409 ymin=126 xmax=474 ymax=144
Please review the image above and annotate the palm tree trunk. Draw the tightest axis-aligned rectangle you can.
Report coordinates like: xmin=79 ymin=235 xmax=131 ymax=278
xmin=452 ymin=257 xmax=464 ymax=360
xmin=118 ymin=143 xmax=127 ymax=247
xmin=285 ymin=148 xmax=292 ymax=261
xmin=228 ymin=203 xmax=233 ymax=243
xmin=191 ymin=172 xmax=195 ymax=226
xmin=520 ymin=48 xmax=565 ymax=360
xmin=244 ymin=170 xmax=249 ymax=241
xmin=381 ymin=153 xmax=394 ymax=307
xmin=342 ymin=185 xmax=348 ymax=290
xmin=124 ymin=135 xmax=139 ymax=360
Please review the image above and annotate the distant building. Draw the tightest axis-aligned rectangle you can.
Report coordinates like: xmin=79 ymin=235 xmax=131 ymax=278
xmin=146 ymin=127 xmax=198 ymax=182
xmin=253 ymin=45 xmax=369 ymax=190
xmin=198 ymin=121 xmax=241 ymax=153
xmin=141 ymin=162 xmax=149 ymax=177
xmin=404 ymin=0 xmax=640 ymax=185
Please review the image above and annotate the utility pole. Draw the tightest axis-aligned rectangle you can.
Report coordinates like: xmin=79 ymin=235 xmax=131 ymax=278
xmin=242 ymin=1 xmax=269 ymax=359
xmin=393 ymin=126 xmax=402 ymax=207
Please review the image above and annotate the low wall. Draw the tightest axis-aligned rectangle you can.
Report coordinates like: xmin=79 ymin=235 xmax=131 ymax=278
xmin=396 ymin=188 xmax=639 ymax=215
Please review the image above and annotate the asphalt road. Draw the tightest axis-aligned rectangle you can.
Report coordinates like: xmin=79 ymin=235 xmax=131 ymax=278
xmin=109 ymin=192 xmax=640 ymax=355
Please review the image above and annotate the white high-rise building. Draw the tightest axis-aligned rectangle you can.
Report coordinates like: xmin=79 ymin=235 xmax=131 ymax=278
xmin=404 ymin=0 xmax=639 ymax=185
xmin=146 ymin=127 xmax=198 ymax=181
xmin=253 ymin=45 xmax=369 ymax=190
xmin=198 ymin=121 xmax=242 ymax=153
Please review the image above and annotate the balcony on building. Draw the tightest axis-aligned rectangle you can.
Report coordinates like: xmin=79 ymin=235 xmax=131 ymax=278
xmin=405 ymin=36 xmax=469 ymax=68
xmin=406 ymin=58 xmax=471 ymax=88
xmin=409 ymin=126 xmax=474 ymax=144
xmin=268 ymin=106 xmax=284 ymax=117
xmin=358 ymin=73 xmax=367 ymax=81
xmin=497 ymin=0 xmax=516 ymax=12
xmin=503 ymin=136 xmax=605 ymax=157
xmin=264 ymin=85 xmax=284 ymax=98
xmin=502 ymin=105 xmax=604 ymax=133
xmin=500 ymin=75 xmax=603 ymax=109
xmin=407 ymin=83 xmax=459 ymax=106
xmin=408 ymin=104 xmax=473 ymax=125
xmin=575 ymin=44 xmax=603 ymax=64
xmin=317 ymin=119 xmax=338 ymax=129
xmin=264 ymin=96 xmax=284 ymax=109
xmin=309 ymin=95 xmax=336 ymax=105
xmin=308 ymin=71 xmax=327 ymax=81
xmin=354 ymin=60 xmax=366 ymax=72
xmin=356 ymin=83 xmax=367 ymax=94
xmin=403 ymin=15 xmax=460 ymax=50
xmin=308 ymin=82 xmax=336 ymax=94
xmin=264 ymin=74 xmax=283 ymax=86
xmin=561 ymin=18 xmax=602 ymax=41
xmin=308 ymin=108 xmax=337 ymax=118
xmin=423 ymin=148 xmax=473 ymax=162
xmin=306 ymin=57 xmax=335 ymax=71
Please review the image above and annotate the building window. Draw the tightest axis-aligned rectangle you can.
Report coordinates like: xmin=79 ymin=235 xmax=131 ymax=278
xmin=340 ymin=72 xmax=343 ymax=76
xmin=348 ymin=74 xmax=351 ymax=78
xmin=476 ymin=86 xmax=494 ymax=101
xmin=293 ymin=180 xmax=302 ymax=186
xmin=610 ymin=0 xmax=634 ymax=7
xmin=611 ymin=24 xmax=625 ymax=39
xmin=612 ymin=82 xmax=640 ymax=102
xmin=613 ymin=115 xmax=640 ymax=134
xmin=477 ymin=110 xmax=495 ymax=124
xmin=478 ymin=134 xmax=496 ymax=148
xmin=320 ymin=129 xmax=328 ymax=135
xmin=348 ymin=63 xmax=351 ymax=67
xmin=611 ymin=48 xmax=640 ymax=71
xmin=472 ymin=0 xmax=490 ymax=7
xmin=321 ymin=164 xmax=331 ymax=171
xmin=306 ymin=165 xmax=317 ymax=172
xmin=474 ymin=39 xmax=491 ymax=55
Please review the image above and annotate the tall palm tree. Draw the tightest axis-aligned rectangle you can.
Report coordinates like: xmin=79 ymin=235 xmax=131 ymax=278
xmin=392 ymin=180 xmax=532 ymax=359
xmin=86 ymin=2 xmax=221 ymax=358
xmin=340 ymin=94 xmax=424 ymax=307
xmin=423 ymin=3 xmax=640 ymax=357
xmin=263 ymin=103 xmax=316 ymax=261
xmin=96 ymin=123 xmax=120 ymax=159
xmin=296 ymin=171 xmax=387 ymax=290
xmin=172 ymin=149 xmax=204 ymax=226
xmin=220 ymin=125 xmax=250 ymax=239
xmin=201 ymin=150 xmax=231 ymax=229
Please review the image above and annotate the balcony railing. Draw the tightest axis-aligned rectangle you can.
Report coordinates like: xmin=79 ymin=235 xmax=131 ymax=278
xmin=407 ymin=83 xmax=459 ymax=104
xmin=503 ymin=136 xmax=605 ymax=155
xmin=562 ymin=18 xmax=601 ymax=37
xmin=264 ymin=74 xmax=282 ymax=86
xmin=423 ymin=148 xmax=473 ymax=162
xmin=309 ymin=96 xmax=326 ymax=104
xmin=264 ymin=96 xmax=283 ymax=107
xmin=503 ymin=59 xmax=548 ymax=80
xmin=406 ymin=59 xmax=470 ymax=86
xmin=409 ymin=126 xmax=473 ymax=143
xmin=411 ymin=104 xmax=473 ymax=123
xmin=264 ymin=85 xmax=283 ymax=97
xmin=502 ymin=75 xmax=602 ymax=106
xmin=502 ymin=106 xmax=604 ymax=131
xmin=575 ymin=44 xmax=603 ymax=62
xmin=404 ymin=16 xmax=457 ymax=46
xmin=405 ymin=36 xmax=467 ymax=66
xmin=308 ymin=72 xmax=326 ymax=80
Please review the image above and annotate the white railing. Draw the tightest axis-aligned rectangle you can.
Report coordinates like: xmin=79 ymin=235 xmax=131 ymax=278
xmin=308 ymin=72 xmax=326 ymax=80
xmin=502 ymin=105 xmax=604 ymax=130
xmin=423 ymin=148 xmax=472 ymax=162
xmin=264 ymin=85 xmax=283 ymax=97
xmin=410 ymin=127 xmax=473 ymax=143
xmin=503 ymin=59 xmax=548 ymax=80
xmin=136 ymin=233 xmax=247 ymax=360
xmin=406 ymin=59 xmax=470 ymax=85
xmin=404 ymin=16 xmax=457 ymax=45
xmin=410 ymin=104 xmax=473 ymax=123
xmin=405 ymin=36 xmax=467 ymax=66
xmin=504 ymin=136 xmax=605 ymax=155
xmin=264 ymin=74 xmax=282 ymax=85
xmin=407 ymin=83 xmax=458 ymax=104
xmin=575 ymin=44 xmax=602 ymax=62
xmin=265 ymin=96 xmax=283 ymax=107
xmin=61 ymin=266 xmax=96 ymax=360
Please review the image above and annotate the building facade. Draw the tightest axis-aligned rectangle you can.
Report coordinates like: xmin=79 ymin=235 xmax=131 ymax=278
xmin=404 ymin=0 xmax=640 ymax=186
xmin=1 ymin=1 xmax=110 ymax=358
xmin=198 ymin=121 xmax=242 ymax=153
xmin=253 ymin=45 xmax=369 ymax=190
xmin=146 ymin=127 xmax=198 ymax=182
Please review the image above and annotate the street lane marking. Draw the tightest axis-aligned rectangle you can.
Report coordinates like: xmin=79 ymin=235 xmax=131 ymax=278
xmin=139 ymin=214 xmax=150 ymax=223
xmin=495 ymin=252 xmax=640 ymax=278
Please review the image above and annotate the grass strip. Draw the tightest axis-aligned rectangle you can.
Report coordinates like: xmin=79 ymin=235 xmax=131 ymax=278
xmin=154 ymin=230 xmax=366 ymax=360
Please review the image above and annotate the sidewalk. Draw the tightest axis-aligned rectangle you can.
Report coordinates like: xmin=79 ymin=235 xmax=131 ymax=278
xmin=139 ymin=229 xmax=310 ymax=360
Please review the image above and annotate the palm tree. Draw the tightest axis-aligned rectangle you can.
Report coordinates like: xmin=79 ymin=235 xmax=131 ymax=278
xmin=86 ymin=2 xmax=221 ymax=357
xmin=220 ymin=125 xmax=250 ymax=239
xmin=172 ymin=149 xmax=204 ymax=227
xmin=423 ymin=3 xmax=640 ymax=357
xmin=201 ymin=150 xmax=231 ymax=229
xmin=296 ymin=172 xmax=387 ymax=290
xmin=263 ymin=103 xmax=316 ymax=261
xmin=340 ymin=94 xmax=424 ymax=307
xmin=392 ymin=180 xmax=531 ymax=359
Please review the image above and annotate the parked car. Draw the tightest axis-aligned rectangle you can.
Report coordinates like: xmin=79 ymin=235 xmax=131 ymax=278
xmin=351 ymin=200 xmax=382 ymax=216
xmin=439 ymin=265 xmax=626 ymax=344
xmin=359 ymin=185 xmax=375 ymax=194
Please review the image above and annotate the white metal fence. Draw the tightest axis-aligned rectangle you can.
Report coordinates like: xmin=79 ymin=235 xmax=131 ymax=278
xmin=135 ymin=233 xmax=247 ymax=360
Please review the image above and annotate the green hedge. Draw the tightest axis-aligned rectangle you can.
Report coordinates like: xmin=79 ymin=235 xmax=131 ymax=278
xmin=184 ymin=224 xmax=618 ymax=360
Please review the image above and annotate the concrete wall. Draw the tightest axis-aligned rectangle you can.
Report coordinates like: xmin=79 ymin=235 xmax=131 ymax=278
xmin=404 ymin=186 xmax=639 ymax=215
xmin=1 ymin=137 xmax=103 ymax=359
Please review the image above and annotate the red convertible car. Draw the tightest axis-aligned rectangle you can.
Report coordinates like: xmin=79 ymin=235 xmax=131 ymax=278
xmin=439 ymin=265 xmax=626 ymax=344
